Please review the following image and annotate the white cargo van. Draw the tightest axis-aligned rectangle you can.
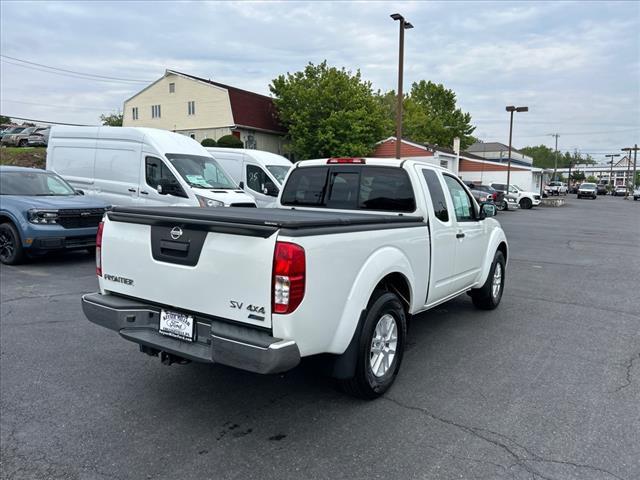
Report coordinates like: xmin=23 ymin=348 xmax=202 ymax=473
xmin=205 ymin=148 xmax=292 ymax=207
xmin=46 ymin=127 xmax=256 ymax=208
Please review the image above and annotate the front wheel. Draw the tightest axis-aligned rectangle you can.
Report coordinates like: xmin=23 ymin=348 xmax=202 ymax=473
xmin=496 ymin=200 xmax=506 ymax=211
xmin=0 ymin=223 xmax=25 ymax=265
xmin=339 ymin=292 xmax=407 ymax=399
xmin=470 ymin=251 xmax=505 ymax=310
xmin=519 ymin=198 xmax=532 ymax=209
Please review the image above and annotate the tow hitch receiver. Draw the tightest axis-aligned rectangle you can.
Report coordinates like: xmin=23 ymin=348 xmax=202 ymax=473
xmin=160 ymin=351 xmax=191 ymax=366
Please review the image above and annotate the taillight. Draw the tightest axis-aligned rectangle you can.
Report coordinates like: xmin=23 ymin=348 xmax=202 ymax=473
xmin=96 ymin=221 xmax=104 ymax=276
xmin=272 ymin=241 xmax=305 ymax=314
xmin=327 ymin=158 xmax=366 ymax=164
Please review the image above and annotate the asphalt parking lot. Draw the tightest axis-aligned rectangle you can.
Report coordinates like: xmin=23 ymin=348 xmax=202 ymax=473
xmin=1 ymin=196 xmax=639 ymax=480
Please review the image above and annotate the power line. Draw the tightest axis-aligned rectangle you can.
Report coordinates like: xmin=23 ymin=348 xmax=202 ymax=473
xmin=0 ymin=54 xmax=152 ymax=83
xmin=518 ymin=128 xmax=639 ymax=138
xmin=1 ymin=99 xmax=118 ymax=112
xmin=1 ymin=115 xmax=96 ymax=126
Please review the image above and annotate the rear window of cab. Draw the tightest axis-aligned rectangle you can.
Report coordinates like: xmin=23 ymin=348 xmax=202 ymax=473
xmin=281 ymin=166 xmax=416 ymax=213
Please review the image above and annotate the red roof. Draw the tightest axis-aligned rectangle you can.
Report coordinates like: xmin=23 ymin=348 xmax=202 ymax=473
xmin=172 ymin=71 xmax=286 ymax=134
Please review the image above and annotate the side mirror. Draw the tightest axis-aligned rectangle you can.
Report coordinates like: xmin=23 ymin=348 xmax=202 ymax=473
xmin=262 ymin=183 xmax=279 ymax=197
xmin=75 ymin=189 xmax=85 ymax=195
xmin=156 ymin=179 xmax=179 ymax=196
xmin=479 ymin=202 xmax=496 ymax=219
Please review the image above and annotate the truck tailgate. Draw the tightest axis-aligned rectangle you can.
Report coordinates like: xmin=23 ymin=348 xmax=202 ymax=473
xmin=100 ymin=211 xmax=277 ymax=329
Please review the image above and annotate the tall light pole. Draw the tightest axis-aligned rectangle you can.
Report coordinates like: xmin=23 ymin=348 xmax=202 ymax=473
xmin=605 ymin=153 xmax=620 ymax=193
xmin=391 ymin=13 xmax=413 ymax=159
xmin=622 ymin=144 xmax=639 ymax=198
xmin=505 ymin=105 xmax=528 ymax=192
xmin=548 ymin=133 xmax=560 ymax=181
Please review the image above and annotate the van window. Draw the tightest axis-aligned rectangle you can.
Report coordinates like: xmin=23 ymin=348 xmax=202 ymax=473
xmin=166 ymin=154 xmax=236 ymax=189
xmin=266 ymin=165 xmax=290 ymax=184
xmin=246 ymin=164 xmax=277 ymax=194
xmin=145 ymin=157 xmax=180 ymax=188
xmin=422 ymin=169 xmax=448 ymax=222
xmin=443 ymin=175 xmax=475 ymax=222
xmin=281 ymin=166 xmax=415 ymax=212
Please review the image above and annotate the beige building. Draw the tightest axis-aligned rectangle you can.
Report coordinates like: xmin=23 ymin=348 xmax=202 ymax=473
xmin=123 ymin=70 xmax=287 ymax=154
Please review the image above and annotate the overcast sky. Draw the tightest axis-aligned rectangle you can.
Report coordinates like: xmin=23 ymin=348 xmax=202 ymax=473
xmin=1 ymin=1 xmax=638 ymax=161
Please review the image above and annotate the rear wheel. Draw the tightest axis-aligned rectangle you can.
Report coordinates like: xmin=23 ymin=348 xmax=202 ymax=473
xmin=496 ymin=200 xmax=506 ymax=211
xmin=339 ymin=292 xmax=407 ymax=399
xmin=18 ymin=139 xmax=27 ymax=147
xmin=470 ymin=251 xmax=505 ymax=310
xmin=0 ymin=223 xmax=25 ymax=265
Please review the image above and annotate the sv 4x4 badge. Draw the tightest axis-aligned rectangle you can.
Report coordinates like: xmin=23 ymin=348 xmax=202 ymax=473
xmin=230 ymin=300 xmax=265 ymax=321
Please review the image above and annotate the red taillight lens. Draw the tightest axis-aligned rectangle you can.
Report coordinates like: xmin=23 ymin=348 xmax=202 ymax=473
xmin=96 ymin=221 xmax=104 ymax=276
xmin=327 ymin=158 xmax=366 ymax=164
xmin=272 ymin=242 xmax=305 ymax=314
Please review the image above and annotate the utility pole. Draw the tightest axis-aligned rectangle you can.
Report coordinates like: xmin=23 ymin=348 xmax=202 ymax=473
xmin=568 ymin=149 xmax=577 ymax=190
xmin=621 ymin=144 xmax=639 ymax=198
xmin=605 ymin=153 xmax=620 ymax=194
xmin=549 ymin=133 xmax=560 ymax=181
xmin=391 ymin=13 xmax=413 ymax=159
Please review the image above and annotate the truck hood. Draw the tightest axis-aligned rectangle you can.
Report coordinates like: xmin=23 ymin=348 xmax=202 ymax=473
xmin=193 ymin=188 xmax=256 ymax=206
xmin=3 ymin=195 xmax=109 ymax=210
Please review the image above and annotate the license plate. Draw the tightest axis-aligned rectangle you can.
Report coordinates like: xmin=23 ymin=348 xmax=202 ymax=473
xmin=159 ymin=310 xmax=194 ymax=342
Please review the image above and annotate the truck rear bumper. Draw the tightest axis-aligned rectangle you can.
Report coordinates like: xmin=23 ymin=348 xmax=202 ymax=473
xmin=81 ymin=293 xmax=300 ymax=374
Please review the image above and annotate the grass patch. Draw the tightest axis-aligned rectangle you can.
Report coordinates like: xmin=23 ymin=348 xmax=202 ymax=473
xmin=0 ymin=146 xmax=46 ymax=169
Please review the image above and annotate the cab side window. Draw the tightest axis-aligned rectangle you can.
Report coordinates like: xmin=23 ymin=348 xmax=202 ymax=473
xmin=145 ymin=157 xmax=179 ymax=188
xmin=443 ymin=175 xmax=475 ymax=221
xmin=422 ymin=169 xmax=449 ymax=222
xmin=246 ymin=164 xmax=277 ymax=195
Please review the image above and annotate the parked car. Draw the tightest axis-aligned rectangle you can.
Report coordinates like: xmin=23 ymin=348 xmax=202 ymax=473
xmin=0 ymin=126 xmax=27 ymax=142
xmin=206 ymin=147 xmax=292 ymax=208
xmin=613 ymin=186 xmax=628 ymax=197
xmin=547 ymin=181 xmax=568 ymax=196
xmin=597 ymin=183 xmax=608 ymax=195
xmin=82 ymin=158 xmax=508 ymax=399
xmin=0 ymin=166 xmax=110 ymax=265
xmin=463 ymin=181 xmax=495 ymax=205
xmin=1 ymin=127 xmax=40 ymax=147
xmin=576 ymin=182 xmax=597 ymax=199
xmin=47 ymin=126 xmax=256 ymax=208
xmin=27 ymin=128 xmax=50 ymax=147
xmin=568 ymin=183 xmax=581 ymax=194
xmin=633 ymin=187 xmax=640 ymax=201
xmin=490 ymin=183 xmax=540 ymax=209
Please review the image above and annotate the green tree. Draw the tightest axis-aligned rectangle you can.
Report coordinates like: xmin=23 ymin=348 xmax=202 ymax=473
xmin=100 ymin=112 xmax=123 ymax=126
xmin=217 ymin=134 xmax=243 ymax=148
xmin=586 ymin=175 xmax=598 ymax=182
xmin=521 ymin=145 xmax=596 ymax=169
xmin=402 ymin=81 xmax=476 ymax=149
xmin=201 ymin=138 xmax=217 ymax=147
xmin=571 ymin=171 xmax=586 ymax=181
xmin=0 ymin=115 xmax=11 ymax=124
xmin=270 ymin=61 xmax=392 ymax=159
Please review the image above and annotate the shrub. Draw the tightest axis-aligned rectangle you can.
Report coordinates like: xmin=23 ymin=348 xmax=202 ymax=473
xmin=217 ymin=134 xmax=243 ymax=148
xmin=201 ymin=138 xmax=217 ymax=147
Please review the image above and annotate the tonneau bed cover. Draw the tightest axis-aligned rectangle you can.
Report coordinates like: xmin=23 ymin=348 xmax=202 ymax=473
xmin=107 ymin=207 xmax=424 ymax=237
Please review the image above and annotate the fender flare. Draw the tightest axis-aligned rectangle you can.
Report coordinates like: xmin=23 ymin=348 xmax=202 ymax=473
xmin=477 ymin=227 xmax=508 ymax=287
xmin=0 ymin=211 xmax=24 ymax=244
xmin=328 ymin=246 xmax=416 ymax=356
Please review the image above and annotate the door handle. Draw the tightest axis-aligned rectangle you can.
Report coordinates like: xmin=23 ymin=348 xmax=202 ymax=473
xmin=128 ymin=188 xmax=137 ymax=193
xmin=456 ymin=232 xmax=465 ymax=239
xmin=140 ymin=190 xmax=149 ymax=195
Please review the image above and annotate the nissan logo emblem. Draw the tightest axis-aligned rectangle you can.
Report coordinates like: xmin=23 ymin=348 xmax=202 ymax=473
xmin=170 ymin=226 xmax=183 ymax=240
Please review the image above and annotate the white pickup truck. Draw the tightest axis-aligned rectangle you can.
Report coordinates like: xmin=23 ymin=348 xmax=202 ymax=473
xmin=82 ymin=158 xmax=508 ymax=398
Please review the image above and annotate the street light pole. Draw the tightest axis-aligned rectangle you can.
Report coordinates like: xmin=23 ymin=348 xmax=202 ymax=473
xmin=391 ymin=13 xmax=413 ymax=160
xmin=505 ymin=105 xmax=528 ymax=192
xmin=549 ymin=133 xmax=560 ymax=181
xmin=622 ymin=144 xmax=639 ymax=198
xmin=605 ymin=153 xmax=620 ymax=194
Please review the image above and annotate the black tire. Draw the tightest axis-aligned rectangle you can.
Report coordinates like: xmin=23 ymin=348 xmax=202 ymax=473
xmin=18 ymin=139 xmax=27 ymax=147
xmin=496 ymin=200 xmax=506 ymax=211
xmin=519 ymin=197 xmax=532 ymax=209
xmin=339 ymin=292 xmax=407 ymax=399
xmin=0 ymin=223 xmax=25 ymax=265
xmin=470 ymin=251 xmax=505 ymax=310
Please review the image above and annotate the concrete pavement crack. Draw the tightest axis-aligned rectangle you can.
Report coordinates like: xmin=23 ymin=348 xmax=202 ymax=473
xmin=508 ymin=292 xmax=638 ymax=317
xmin=1 ymin=290 xmax=92 ymax=304
xmin=612 ymin=352 xmax=640 ymax=393
xmin=382 ymin=396 xmax=626 ymax=480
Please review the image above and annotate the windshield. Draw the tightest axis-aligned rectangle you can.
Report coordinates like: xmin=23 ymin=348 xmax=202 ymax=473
xmin=266 ymin=165 xmax=290 ymax=185
xmin=580 ymin=183 xmax=596 ymax=189
xmin=166 ymin=154 xmax=237 ymax=189
xmin=0 ymin=171 xmax=76 ymax=196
